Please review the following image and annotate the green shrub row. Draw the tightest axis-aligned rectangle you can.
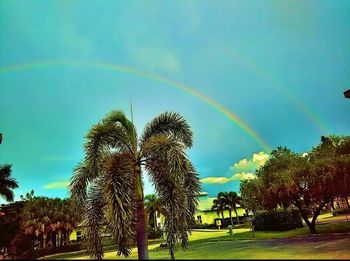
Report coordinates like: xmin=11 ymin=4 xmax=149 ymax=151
xmin=252 ymin=209 xmax=303 ymax=231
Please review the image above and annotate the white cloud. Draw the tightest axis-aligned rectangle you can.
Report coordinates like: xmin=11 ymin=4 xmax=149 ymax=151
xmin=201 ymin=172 xmax=256 ymax=184
xmin=231 ymin=151 xmax=269 ymax=172
xmin=200 ymin=152 xmax=269 ymax=185
xmin=43 ymin=180 xmax=70 ymax=189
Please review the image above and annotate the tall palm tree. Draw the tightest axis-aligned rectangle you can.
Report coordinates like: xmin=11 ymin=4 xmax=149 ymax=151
xmin=144 ymin=194 xmax=164 ymax=231
xmin=226 ymin=191 xmax=242 ymax=225
xmin=70 ymin=110 xmax=200 ymax=260
xmin=0 ymin=164 xmax=18 ymax=202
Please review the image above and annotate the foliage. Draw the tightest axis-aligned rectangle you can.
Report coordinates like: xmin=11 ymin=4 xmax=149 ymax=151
xmin=212 ymin=192 xmax=242 ymax=225
xmin=21 ymin=196 xmax=82 ymax=249
xmin=252 ymin=209 xmax=303 ymax=231
xmin=70 ymin=110 xmax=200 ymax=260
xmin=0 ymin=164 xmax=19 ymax=202
xmin=333 ymin=208 xmax=350 ymax=216
xmin=0 ymin=201 xmax=25 ymax=247
xmin=147 ymin=226 xmax=163 ymax=239
xmin=20 ymin=243 xmax=82 ymax=260
xmin=240 ymin=135 xmax=350 ymax=234
xmin=144 ymin=194 xmax=164 ymax=230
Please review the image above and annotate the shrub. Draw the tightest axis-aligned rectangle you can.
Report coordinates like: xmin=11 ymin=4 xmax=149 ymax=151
xmin=253 ymin=209 xmax=303 ymax=231
xmin=147 ymin=227 xmax=163 ymax=239
xmin=192 ymin=223 xmax=217 ymax=229
xmin=333 ymin=208 xmax=350 ymax=216
xmin=18 ymin=243 xmax=82 ymax=259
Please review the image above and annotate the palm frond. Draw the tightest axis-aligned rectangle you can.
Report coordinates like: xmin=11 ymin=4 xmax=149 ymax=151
xmin=0 ymin=187 xmax=15 ymax=202
xmin=183 ymin=161 xmax=201 ymax=229
xmin=102 ymin=110 xmax=137 ymax=147
xmin=102 ymin=153 xmax=136 ymax=257
xmin=141 ymin=112 xmax=193 ymax=149
xmin=70 ymin=161 xmax=90 ymax=204
xmin=0 ymin=164 xmax=12 ymax=179
xmin=145 ymin=137 xmax=193 ymax=256
xmin=84 ymin=122 xmax=133 ymax=175
xmin=84 ymin=180 xmax=105 ymax=260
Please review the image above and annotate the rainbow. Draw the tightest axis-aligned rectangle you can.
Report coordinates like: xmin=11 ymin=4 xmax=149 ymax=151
xmin=225 ymin=47 xmax=329 ymax=133
xmin=0 ymin=60 xmax=272 ymax=152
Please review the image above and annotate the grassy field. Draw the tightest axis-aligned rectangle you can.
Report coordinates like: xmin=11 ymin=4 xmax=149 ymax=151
xmin=41 ymin=214 xmax=350 ymax=260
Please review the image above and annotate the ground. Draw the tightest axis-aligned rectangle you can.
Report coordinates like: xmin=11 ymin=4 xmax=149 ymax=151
xmin=40 ymin=213 xmax=350 ymax=260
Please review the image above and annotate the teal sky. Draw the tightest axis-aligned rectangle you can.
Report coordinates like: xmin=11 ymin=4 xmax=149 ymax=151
xmin=0 ymin=0 xmax=349 ymax=202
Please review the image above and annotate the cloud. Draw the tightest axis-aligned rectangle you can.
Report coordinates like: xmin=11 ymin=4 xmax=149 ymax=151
xmin=200 ymin=177 xmax=232 ymax=184
xmin=43 ymin=180 xmax=70 ymax=189
xmin=200 ymin=152 xmax=269 ymax=184
xmin=231 ymin=151 xmax=269 ymax=172
xmin=201 ymin=172 xmax=256 ymax=184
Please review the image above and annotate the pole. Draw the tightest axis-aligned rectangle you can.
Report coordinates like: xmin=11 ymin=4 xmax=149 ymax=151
xmin=130 ymin=100 xmax=134 ymax=124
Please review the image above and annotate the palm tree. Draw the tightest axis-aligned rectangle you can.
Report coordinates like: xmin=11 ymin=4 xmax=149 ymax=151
xmin=144 ymin=194 xmax=164 ymax=231
xmin=0 ymin=164 xmax=18 ymax=202
xmin=70 ymin=110 xmax=201 ymax=260
xmin=212 ymin=192 xmax=226 ymax=219
xmin=226 ymin=191 xmax=242 ymax=225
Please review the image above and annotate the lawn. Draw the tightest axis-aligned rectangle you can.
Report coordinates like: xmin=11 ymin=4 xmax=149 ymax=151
xmin=40 ymin=216 xmax=350 ymax=260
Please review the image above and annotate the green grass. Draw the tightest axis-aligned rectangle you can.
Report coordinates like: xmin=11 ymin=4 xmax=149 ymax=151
xmin=41 ymin=220 xmax=350 ymax=260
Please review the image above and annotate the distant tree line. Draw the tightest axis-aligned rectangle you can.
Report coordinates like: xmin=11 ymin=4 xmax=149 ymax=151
xmin=0 ymin=191 xmax=82 ymax=258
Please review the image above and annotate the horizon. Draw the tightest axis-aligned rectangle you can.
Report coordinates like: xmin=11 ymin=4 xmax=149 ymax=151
xmin=1 ymin=0 xmax=350 ymax=203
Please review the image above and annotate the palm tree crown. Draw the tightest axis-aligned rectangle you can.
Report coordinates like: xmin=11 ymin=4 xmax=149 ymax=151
xmin=70 ymin=110 xmax=201 ymax=260
xmin=0 ymin=164 xmax=19 ymax=202
xmin=144 ymin=194 xmax=164 ymax=230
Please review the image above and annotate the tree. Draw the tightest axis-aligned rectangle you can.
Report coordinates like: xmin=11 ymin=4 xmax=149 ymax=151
xmin=240 ymin=179 xmax=261 ymax=215
xmin=21 ymin=197 xmax=81 ymax=249
xmin=0 ymin=164 xmax=18 ymax=202
xmin=70 ymin=110 xmax=200 ymax=260
xmin=244 ymin=136 xmax=350 ymax=234
xmin=144 ymin=194 xmax=164 ymax=231
xmin=212 ymin=192 xmax=226 ymax=220
xmin=225 ymin=192 xmax=242 ymax=225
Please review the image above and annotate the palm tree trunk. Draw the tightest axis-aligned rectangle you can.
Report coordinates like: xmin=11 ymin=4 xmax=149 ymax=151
xmin=234 ymin=208 xmax=240 ymax=224
xmin=43 ymin=234 xmax=47 ymax=249
xmin=344 ymin=197 xmax=350 ymax=209
xmin=229 ymin=210 xmax=233 ymax=225
xmin=135 ymin=164 xmax=149 ymax=260
xmin=154 ymin=212 xmax=158 ymax=230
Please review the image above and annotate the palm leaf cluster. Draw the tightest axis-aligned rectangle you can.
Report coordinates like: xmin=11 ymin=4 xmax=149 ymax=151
xmin=212 ymin=191 xmax=242 ymax=225
xmin=70 ymin=110 xmax=201 ymax=259
xmin=0 ymin=164 xmax=18 ymax=202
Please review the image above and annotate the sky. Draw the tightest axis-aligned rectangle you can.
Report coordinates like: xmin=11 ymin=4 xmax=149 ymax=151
xmin=0 ymin=0 xmax=349 ymax=203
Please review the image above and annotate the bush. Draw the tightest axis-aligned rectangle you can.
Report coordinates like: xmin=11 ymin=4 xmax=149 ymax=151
xmin=333 ymin=208 xmax=350 ymax=216
xmin=192 ymin=223 xmax=217 ymax=229
xmin=253 ymin=209 xmax=303 ymax=231
xmin=147 ymin=227 xmax=163 ymax=239
xmin=18 ymin=243 xmax=82 ymax=259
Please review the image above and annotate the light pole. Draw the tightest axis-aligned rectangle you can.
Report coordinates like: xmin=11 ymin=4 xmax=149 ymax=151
xmin=344 ymin=89 xmax=350 ymax=99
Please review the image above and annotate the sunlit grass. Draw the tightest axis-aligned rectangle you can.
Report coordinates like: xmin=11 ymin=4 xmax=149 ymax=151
xmin=40 ymin=219 xmax=350 ymax=260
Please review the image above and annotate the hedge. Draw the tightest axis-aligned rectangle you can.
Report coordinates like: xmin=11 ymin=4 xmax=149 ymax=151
xmin=333 ymin=208 xmax=350 ymax=216
xmin=252 ymin=209 xmax=303 ymax=231
xmin=19 ymin=243 xmax=82 ymax=259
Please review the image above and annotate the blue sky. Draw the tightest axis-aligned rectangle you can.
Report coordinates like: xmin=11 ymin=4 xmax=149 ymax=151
xmin=0 ymin=0 xmax=349 ymax=202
